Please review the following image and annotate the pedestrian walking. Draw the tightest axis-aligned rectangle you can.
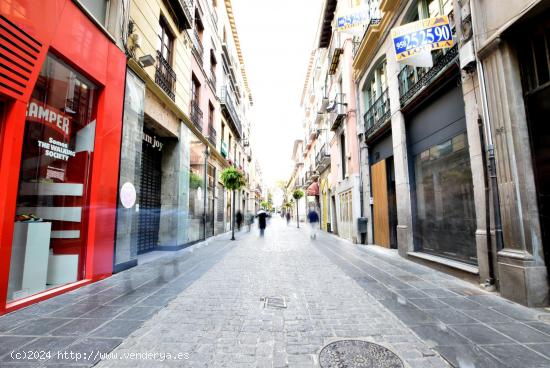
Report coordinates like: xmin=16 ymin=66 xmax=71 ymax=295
xmin=257 ymin=209 xmax=268 ymax=237
xmin=286 ymin=211 xmax=291 ymax=225
xmin=246 ymin=212 xmax=254 ymax=232
xmin=307 ymin=208 xmax=319 ymax=239
xmin=236 ymin=210 xmax=243 ymax=231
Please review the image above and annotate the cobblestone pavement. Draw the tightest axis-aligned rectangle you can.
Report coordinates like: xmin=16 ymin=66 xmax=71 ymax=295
xmin=1 ymin=218 xmax=550 ymax=368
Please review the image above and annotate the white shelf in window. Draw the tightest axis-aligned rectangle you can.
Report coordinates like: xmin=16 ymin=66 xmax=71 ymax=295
xmin=51 ymin=230 xmax=81 ymax=239
xmin=17 ymin=207 xmax=82 ymax=222
xmin=20 ymin=182 xmax=84 ymax=196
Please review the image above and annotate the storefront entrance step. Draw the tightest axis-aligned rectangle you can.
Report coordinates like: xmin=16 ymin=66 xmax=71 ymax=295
xmin=407 ymin=251 xmax=479 ymax=274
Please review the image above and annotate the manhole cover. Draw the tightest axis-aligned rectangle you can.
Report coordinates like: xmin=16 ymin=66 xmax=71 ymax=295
xmin=262 ymin=296 xmax=287 ymax=309
xmin=319 ymin=340 xmax=404 ymax=368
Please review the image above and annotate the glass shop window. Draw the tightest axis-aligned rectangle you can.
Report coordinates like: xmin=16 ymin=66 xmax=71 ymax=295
xmin=7 ymin=54 xmax=98 ymax=302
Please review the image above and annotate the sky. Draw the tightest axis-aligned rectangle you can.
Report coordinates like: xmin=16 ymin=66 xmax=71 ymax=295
xmin=231 ymin=0 xmax=323 ymax=187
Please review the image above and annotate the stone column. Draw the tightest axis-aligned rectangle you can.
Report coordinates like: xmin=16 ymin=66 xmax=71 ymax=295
xmin=114 ymin=70 xmax=144 ymax=271
xmin=482 ymin=40 xmax=549 ymax=306
xmin=386 ymin=47 xmax=414 ymax=257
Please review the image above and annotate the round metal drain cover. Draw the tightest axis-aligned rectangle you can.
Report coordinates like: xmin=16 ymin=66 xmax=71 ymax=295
xmin=319 ymin=340 xmax=404 ymax=368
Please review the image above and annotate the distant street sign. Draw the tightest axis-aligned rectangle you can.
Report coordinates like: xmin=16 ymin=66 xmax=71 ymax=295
xmin=391 ymin=16 xmax=454 ymax=62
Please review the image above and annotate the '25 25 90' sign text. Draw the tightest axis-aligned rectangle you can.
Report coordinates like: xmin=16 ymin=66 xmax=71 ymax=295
xmin=391 ymin=16 xmax=454 ymax=61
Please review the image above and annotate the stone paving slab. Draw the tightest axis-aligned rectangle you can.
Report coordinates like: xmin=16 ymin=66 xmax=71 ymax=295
xmin=314 ymin=230 xmax=550 ymax=368
xmin=94 ymin=220 xmax=449 ymax=368
xmin=0 ymin=233 xmax=236 ymax=367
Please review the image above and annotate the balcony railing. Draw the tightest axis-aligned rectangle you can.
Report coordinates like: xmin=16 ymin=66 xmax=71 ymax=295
xmin=208 ymin=70 xmax=216 ymax=92
xmin=305 ymin=170 xmax=319 ymax=185
xmin=190 ymin=99 xmax=203 ymax=131
xmin=167 ymin=0 xmax=193 ymax=30
xmin=207 ymin=125 xmax=216 ymax=146
xmin=220 ymin=87 xmax=243 ymax=138
xmin=398 ymin=44 xmax=459 ymax=107
xmin=192 ymin=30 xmax=204 ymax=63
xmin=352 ymin=1 xmax=382 ymax=58
xmin=328 ymin=93 xmax=347 ymax=131
xmin=364 ymin=88 xmax=391 ymax=140
xmin=155 ymin=50 xmax=176 ymax=100
xmin=315 ymin=144 xmax=330 ymax=173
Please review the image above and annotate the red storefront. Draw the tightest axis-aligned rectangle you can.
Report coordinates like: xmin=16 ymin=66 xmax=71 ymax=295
xmin=0 ymin=1 xmax=126 ymax=315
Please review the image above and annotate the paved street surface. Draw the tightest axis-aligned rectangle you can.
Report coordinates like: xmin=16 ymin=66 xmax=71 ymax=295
xmin=1 ymin=218 xmax=550 ymax=367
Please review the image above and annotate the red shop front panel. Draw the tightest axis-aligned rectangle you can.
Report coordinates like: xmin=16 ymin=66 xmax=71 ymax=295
xmin=0 ymin=0 xmax=126 ymax=314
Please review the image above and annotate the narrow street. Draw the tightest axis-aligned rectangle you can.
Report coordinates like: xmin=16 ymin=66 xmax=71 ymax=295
xmin=0 ymin=218 xmax=548 ymax=367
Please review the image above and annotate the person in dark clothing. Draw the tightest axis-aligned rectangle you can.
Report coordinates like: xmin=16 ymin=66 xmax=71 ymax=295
xmin=236 ymin=210 xmax=243 ymax=231
xmin=257 ymin=210 xmax=268 ymax=237
xmin=307 ymin=209 xmax=320 ymax=239
xmin=286 ymin=211 xmax=291 ymax=225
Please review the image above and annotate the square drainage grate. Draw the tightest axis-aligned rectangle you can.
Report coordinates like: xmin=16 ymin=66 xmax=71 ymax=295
xmin=262 ymin=296 xmax=287 ymax=309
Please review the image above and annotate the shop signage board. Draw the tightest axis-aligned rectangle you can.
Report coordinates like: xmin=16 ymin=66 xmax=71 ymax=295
xmin=336 ymin=6 xmax=371 ymax=34
xmin=391 ymin=16 xmax=453 ymax=62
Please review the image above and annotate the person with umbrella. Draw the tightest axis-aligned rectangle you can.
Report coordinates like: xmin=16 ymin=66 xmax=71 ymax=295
xmin=256 ymin=209 xmax=269 ymax=237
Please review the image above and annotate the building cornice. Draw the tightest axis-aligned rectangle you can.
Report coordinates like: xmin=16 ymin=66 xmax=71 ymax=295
xmin=352 ymin=0 xmax=400 ymax=80
xmin=224 ymin=0 xmax=253 ymax=104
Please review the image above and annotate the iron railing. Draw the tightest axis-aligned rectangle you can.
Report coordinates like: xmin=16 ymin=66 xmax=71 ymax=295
xmin=192 ymin=30 xmax=204 ymax=64
xmin=220 ymin=87 xmax=242 ymax=138
xmin=155 ymin=50 xmax=176 ymax=100
xmin=352 ymin=18 xmax=382 ymax=58
xmin=398 ymin=44 xmax=459 ymax=107
xmin=364 ymin=88 xmax=391 ymax=139
xmin=315 ymin=144 xmax=330 ymax=171
xmin=190 ymin=99 xmax=203 ymax=131
xmin=207 ymin=125 xmax=216 ymax=146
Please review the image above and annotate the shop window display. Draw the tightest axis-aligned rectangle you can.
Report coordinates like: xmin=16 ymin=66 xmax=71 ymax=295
xmin=7 ymin=54 xmax=98 ymax=301
xmin=413 ymin=133 xmax=477 ymax=264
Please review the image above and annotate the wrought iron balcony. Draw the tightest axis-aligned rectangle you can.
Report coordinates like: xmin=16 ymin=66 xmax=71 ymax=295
xmin=208 ymin=70 xmax=217 ymax=92
xmin=398 ymin=44 xmax=459 ymax=107
xmin=155 ymin=50 xmax=176 ymax=100
xmin=364 ymin=88 xmax=391 ymax=140
xmin=207 ymin=124 xmax=216 ymax=146
xmin=352 ymin=15 xmax=382 ymax=58
xmin=191 ymin=30 xmax=204 ymax=64
xmin=305 ymin=170 xmax=319 ymax=186
xmin=220 ymin=87 xmax=243 ymax=139
xmin=315 ymin=144 xmax=331 ymax=173
xmin=190 ymin=99 xmax=203 ymax=131
xmin=328 ymin=93 xmax=347 ymax=131
xmin=167 ymin=0 xmax=193 ymax=30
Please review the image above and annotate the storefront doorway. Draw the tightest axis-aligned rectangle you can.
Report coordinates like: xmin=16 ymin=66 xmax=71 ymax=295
xmin=518 ymin=13 xmax=550 ymax=273
xmin=371 ymin=158 xmax=397 ymax=248
xmin=408 ymin=82 xmax=477 ymax=265
xmin=137 ymin=132 xmax=162 ymax=254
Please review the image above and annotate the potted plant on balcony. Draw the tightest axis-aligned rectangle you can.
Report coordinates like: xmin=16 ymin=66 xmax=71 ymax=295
xmin=292 ymin=189 xmax=304 ymax=228
xmin=221 ymin=166 xmax=245 ymax=240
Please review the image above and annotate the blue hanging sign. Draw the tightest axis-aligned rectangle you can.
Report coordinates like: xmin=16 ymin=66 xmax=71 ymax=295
xmin=391 ymin=16 xmax=454 ymax=61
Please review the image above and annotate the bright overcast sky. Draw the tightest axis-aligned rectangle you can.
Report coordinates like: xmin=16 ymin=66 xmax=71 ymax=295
xmin=231 ymin=0 xmax=323 ymax=187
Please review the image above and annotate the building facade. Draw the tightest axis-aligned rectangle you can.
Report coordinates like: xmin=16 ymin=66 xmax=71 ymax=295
xmin=0 ymin=0 xmax=128 ymax=314
xmin=114 ymin=0 xmax=257 ymax=271
xmin=352 ymin=0 xmax=549 ymax=306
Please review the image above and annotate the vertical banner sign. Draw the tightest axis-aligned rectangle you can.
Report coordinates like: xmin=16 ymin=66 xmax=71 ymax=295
xmin=391 ymin=16 xmax=453 ymax=62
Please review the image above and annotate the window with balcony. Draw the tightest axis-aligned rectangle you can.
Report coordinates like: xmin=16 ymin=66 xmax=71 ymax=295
xmin=397 ymin=0 xmax=457 ymax=106
xmin=210 ymin=50 xmax=217 ymax=90
xmin=190 ymin=75 xmax=203 ymax=130
xmin=155 ymin=17 xmax=176 ymax=100
xmin=192 ymin=11 xmax=204 ymax=63
xmin=363 ymin=60 xmax=390 ymax=138
xmin=208 ymin=102 xmax=216 ymax=145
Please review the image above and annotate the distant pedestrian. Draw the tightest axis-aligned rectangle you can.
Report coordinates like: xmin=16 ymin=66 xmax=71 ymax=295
xmin=286 ymin=211 xmax=291 ymax=225
xmin=307 ymin=208 xmax=319 ymax=239
xmin=257 ymin=210 xmax=268 ymax=237
xmin=236 ymin=210 xmax=243 ymax=231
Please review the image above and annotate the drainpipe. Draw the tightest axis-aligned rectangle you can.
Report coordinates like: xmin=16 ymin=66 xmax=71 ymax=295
xmin=470 ymin=0 xmax=504 ymax=284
